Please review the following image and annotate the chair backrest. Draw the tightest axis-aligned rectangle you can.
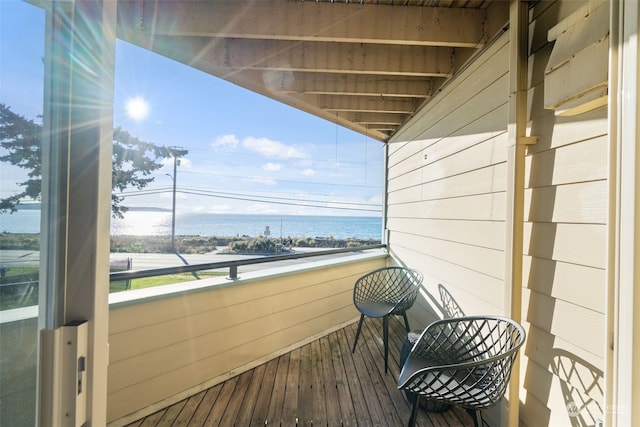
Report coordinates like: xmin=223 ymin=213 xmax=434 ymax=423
xmin=353 ymin=266 xmax=423 ymax=313
xmin=402 ymin=316 xmax=526 ymax=409
xmin=438 ymin=283 xmax=466 ymax=319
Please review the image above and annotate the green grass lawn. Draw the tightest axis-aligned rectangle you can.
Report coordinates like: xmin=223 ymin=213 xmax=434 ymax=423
xmin=1 ymin=270 xmax=228 ymax=310
xmin=110 ymin=271 xmax=226 ymax=292
xmin=0 ymin=266 xmax=39 ymax=310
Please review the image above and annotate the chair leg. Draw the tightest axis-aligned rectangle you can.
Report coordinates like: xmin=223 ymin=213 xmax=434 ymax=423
xmin=466 ymin=408 xmax=483 ymax=427
xmin=383 ymin=315 xmax=389 ymax=373
xmin=352 ymin=314 xmax=365 ymax=353
xmin=402 ymin=311 xmax=411 ymax=332
xmin=407 ymin=392 xmax=420 ymax=427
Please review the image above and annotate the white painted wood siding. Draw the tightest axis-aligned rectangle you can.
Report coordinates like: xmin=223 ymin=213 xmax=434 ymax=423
xmin=388 ymin=31 xmax=510 ymax=326
xmin=106 ymin=256 xmax=386 ymax=424
xmin=521 ymin=1 xmax=607 ymax=425
xmin=386 ymin=1 xmax=607 ymax=426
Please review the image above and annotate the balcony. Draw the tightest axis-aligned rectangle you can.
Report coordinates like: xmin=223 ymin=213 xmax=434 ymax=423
xmin=102 ymin=248 xmax=480 ymax=426
xmin=123 ymin=316 xmax=473 ymax=427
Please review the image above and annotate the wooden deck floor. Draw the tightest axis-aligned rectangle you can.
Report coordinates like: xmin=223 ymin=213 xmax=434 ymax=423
xmin=124 ymin=316 xmax=473 ymax=427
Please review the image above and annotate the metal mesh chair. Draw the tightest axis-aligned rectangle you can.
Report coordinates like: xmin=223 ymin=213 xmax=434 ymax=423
xmin=351 ymin=266 xmax=423 ymax=373
xmin=397 ymin=316 xmax=526 ymax=427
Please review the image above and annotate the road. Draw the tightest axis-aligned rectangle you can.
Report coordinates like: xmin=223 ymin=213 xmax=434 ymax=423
xmin=0 ymin=247 xmax=365 ymax=275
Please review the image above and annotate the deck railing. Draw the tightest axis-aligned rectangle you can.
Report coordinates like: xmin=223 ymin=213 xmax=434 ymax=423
xmin=2 ymin=245 xmax=389 ymax=426
xmin=109 ymin=244 xmax=386 ymax=281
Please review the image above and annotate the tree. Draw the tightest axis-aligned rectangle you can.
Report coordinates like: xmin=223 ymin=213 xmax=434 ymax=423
xmin=0 ymin=104 xmax=42 ymax=214
xmin=0 ymin=103 xmax=187 ymax=217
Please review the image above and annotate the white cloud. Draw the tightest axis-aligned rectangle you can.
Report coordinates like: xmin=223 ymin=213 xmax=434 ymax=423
xmin=301 ymin=168 xmax=315 ymax=176
xmin=246 ymin=203 xmax=279 ymax=214
xmin=242 ymin=136 xmax=305 ymax=159
xmin=209 ymin=204 xmax=233 ymax=213
xmin=262 ymin=162 xmax=282 ymax=172
xmin=368 ymin=193 xmax=383 ymax=204
xmin=179 ymin=157 xmax=193 ymax=168
xmin=212 ymin=134 xmax=239 ymax=150
xmin=161 ymin=155 xmax=192 ymax=169
xmin=250 ymin=175 xmax=277 ymax=186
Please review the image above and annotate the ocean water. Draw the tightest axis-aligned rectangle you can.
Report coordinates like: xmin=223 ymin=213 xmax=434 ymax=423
xmin=0 ymin=209 xmax=383 ymax=240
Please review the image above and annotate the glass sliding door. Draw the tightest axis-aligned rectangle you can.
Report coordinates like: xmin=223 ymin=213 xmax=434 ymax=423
xmin=0 ymin=2 xmax=46 ymax=425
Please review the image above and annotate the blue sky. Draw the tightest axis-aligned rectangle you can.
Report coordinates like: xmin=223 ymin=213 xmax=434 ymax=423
xmin=1 ymin=1 xmax=383 ymax=217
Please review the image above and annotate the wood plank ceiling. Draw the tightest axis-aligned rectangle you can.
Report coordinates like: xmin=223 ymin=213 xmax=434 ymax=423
xmin=116 ymin=0 xmax=509 ymax=142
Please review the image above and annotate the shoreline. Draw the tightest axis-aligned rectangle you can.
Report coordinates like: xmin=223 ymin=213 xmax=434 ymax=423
xmin=1 ymin=211 xmax=383 ymax=240
xmin=1 ymin=232 xmax=382 ymax=254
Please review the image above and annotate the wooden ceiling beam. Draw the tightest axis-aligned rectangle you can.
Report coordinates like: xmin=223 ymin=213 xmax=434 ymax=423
xmin=262 ymin=72 xmax=438 ymax=98
xmin=118 ymin=0 xmax=487 ymax=48
xmin=309 ymin=95 xmax=419 ymax=114
xmin=367 ymin=125 xmax=398 ymax=132
xmin=337 ymin=112 xmax=408 ymax=126
xmin=155 ymin=37 xmax=457 ymax=77
xmin=114 ymin=1 xmax=511 ymax=142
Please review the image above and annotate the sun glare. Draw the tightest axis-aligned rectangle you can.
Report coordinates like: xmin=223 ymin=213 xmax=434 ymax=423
xmin=126 ymin=96 xmax=150 ymax=121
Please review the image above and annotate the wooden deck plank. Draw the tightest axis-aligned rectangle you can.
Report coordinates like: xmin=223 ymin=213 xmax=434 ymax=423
xmin=266 ymin=353 xmax=290 ymax=425
xmin=355 ymin=320 xmax=405 ymax=427
xmin=218 ymin=370 xmax=254 ymax=426
xmin=310 ymin=339 xmax=326 ymax=425
xmin=170 ymin=390 xmax=207 ymax=426
xmin=361 ymin=319 xmax=408 ymax=427
xmin=186 ymin=384 xmax=222 ymax=426
xmin=334 ymin=327 xmax=370 ymax=426
xmin=445 ymin=405 xmax=473 ymax=427
xmin=297 ymin=343 xmax=313 ymax=426
xmin=203 ymin=376 xmax=238 ymax=426
xmin=388 ymin=321 xmax=435 ymax=427
xmin=342 ymin=322 xmax=390 ymax=426
xmin=127 ymin=319 xmax=472 ymax=427
xmin=155 ymin=399 xmax=187 ymax=426
xmin=235 ymin=363 xmax=267 ymax=425
xmin=281 ymin=347 xmax=301 ymax=427
xmin=327 ymin=330 xmax=358 ymax=426
xmin=138 ymin=409 xmax=166 ymax=427
xmin=250 ymin=358 xmax=279 ymax=426
xmin=319 ymin=334 xmax=342 ymax=426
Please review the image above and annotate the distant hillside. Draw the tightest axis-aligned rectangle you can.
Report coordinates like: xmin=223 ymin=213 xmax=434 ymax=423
xmin=15 ymin=203 xmax=40 ymax=210
xmin=14 ymin=204 xmax=170 ymax=212
xmin=126 ymin=207 xmax=171 ymax=212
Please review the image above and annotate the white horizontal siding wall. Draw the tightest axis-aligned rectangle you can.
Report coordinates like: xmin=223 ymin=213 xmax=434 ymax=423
xmin=388 ymin=31 xmax=510 ymax=329
xmin=521 ymin=1 xmax=607 ymax=426
xmin=386 ymin=1 xmax=607 ymax=426
xmin=106 ymin=255 xmax=386 ymax=424
xmin=386 ymin=35 xmax=510 ymax=425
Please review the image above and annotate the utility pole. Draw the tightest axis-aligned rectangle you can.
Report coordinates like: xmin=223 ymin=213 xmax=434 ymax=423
xmin=166 ymin=150 xmax=180 ymax=252
xmin=171 ymin=153 xmax=177 ymax=251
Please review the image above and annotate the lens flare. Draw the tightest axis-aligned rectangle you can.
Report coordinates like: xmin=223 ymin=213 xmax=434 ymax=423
xmin=126 ymin=96 xmax=149 ymax=120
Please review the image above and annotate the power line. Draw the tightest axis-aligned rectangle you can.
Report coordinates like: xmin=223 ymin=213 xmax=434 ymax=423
xmin=178 ymin=169 xmax=381 ymax=189
xmin=117 ymin=186 xmax=382 ymax=213
xmin=120 ymin=186 xmax=380 ymax=206
xmin=182 ymin=187 xmax=380 ymax=207
xmin=181 ymin=189 xmax=381 ymax=212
